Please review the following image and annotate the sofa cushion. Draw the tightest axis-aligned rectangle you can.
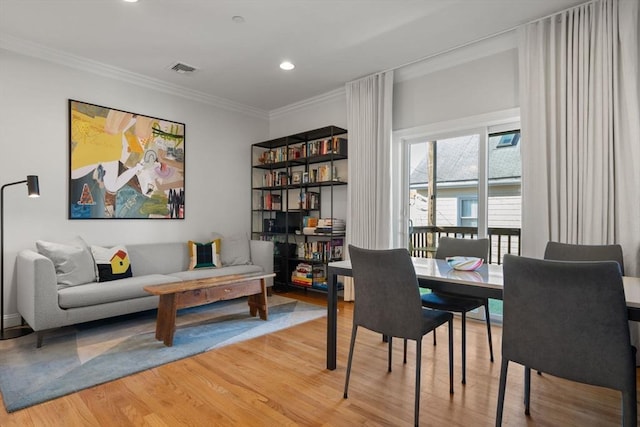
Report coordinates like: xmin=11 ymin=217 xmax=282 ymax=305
xmin=168 ymin=264 xmax=263 ymax=281
xmin=188 ymin=239 xmax=221 ymax=270
xmin=91 ymin=245 xmax=133 ymax=282
xmin=220 ymin=233 xmax=252 ymax=266
xmin=126 ymin=242 xmax=189 ymax=276
xmin=57 ymin=274 xmax=177 ymax=308
xmin=36 ymin=236 xmax=96 ymax=287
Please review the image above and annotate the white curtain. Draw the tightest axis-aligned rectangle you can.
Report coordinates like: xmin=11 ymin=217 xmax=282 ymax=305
xmin=343 ymin=71 xmax=394 ymax=300
xmin=519 ymin=0 xmax=640 ymax=276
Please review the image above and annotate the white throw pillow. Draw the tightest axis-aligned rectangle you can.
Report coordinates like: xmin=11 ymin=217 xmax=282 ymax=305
xmin=36 ymin=236 xmax=96 ymax=287
xmin=219 ymin=233 xmax=252 ymax=266
xmin=91 ymin=245 xmax=133 ymax=282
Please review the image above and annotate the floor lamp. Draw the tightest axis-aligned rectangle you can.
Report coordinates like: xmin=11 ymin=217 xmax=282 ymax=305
xmin=1 ymin=175 xmax=39 ymax=340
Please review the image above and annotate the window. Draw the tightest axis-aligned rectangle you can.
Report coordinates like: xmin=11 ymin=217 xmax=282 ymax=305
xmin=459 ymin=197 xmax=478 ymax=227
xmin=495 ymin=132 xmax=520 ymax=148
xmin=394 ymin=111 xmax=521 ymax=323
xmin=395 ymin=112 xmax=521 ymax=251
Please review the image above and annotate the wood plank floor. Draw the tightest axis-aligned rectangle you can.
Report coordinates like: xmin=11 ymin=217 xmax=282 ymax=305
xmin=1 ymin=289 xmax=637 ymax=426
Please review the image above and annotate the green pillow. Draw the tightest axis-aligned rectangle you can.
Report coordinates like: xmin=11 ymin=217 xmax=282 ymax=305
xmin=188 ymin=239 xmax=221 ymax=270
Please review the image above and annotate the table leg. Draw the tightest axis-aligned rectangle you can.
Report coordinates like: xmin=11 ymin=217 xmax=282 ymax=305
xmin=248 ymin=278 xmax=269 ymax=320
xmin=156 ymin=293 xmax=178 ymax=347
xmin=327 ymin=270 xmax=338 ymax=370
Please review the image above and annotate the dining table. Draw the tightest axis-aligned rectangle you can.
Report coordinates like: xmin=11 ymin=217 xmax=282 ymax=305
xmin=326 ymin=257 xmax=640 ymax=370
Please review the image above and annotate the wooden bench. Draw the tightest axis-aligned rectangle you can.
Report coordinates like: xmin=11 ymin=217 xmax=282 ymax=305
xmin=144 ymin=272 xmax=275 ymax=346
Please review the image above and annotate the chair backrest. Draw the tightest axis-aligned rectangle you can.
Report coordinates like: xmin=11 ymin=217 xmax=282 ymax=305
xmin=435 ymin=237 xmax=489 ymax=261
xmin=502 ymin=254 xmax=635 ymax=393
xmin=544 ymin=241 xmax=625 ymax=275
xmin=348 ymin=245 xmax=425 ymax=340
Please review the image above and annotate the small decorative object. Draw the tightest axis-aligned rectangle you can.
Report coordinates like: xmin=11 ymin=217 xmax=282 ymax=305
xmin=292 ymin=171 xmax=302 ymax=184
xmin=446 ymin=256 xmax=483 ymax=271
xmin=302 ymin=172 xmax=309 ymax=183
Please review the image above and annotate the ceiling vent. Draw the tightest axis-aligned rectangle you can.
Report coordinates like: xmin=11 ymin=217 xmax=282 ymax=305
xmin=169 ymin=62 xmax=198 ymax=74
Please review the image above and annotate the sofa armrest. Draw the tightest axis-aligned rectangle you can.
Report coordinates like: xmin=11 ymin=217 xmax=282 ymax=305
xmin=250 ymin=240 xmax=274 ymax=288
xmin=17 ymin=249 xmax=59 ymax=331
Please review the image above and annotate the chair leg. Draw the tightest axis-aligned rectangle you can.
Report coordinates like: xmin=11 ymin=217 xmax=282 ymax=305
xmin=388 ymin=336 xmax=393 ymax=372
xmin=461 ymin=313 xmax=467 ymax=384
xmin=495 ymin=359 xmax=509 ymax=427
xmin=414 ymin=338 xmax=422 ymax=427
xmin=483 ymin=302 xmax=494 ymax=362
xmin=448 ymin=318 xmax=454 ymax=394
xmin=403 ymin=338 xmax=408 ymax=364
xmin=622 ymin=388 xmax=638 ymax=427
xmin=433 ymin=329 xmax=437 ymax=345
xmin=524 ymin=367 xmax=531 ymax=415
xmin=343 ymin=324 xmax=358 ymax=398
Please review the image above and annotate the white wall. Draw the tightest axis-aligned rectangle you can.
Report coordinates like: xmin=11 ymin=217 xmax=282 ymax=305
xmin=393 ymin=48 xmax=519 ymax=131
xmin=0 ymin=49 xmax=268 ymax=321
xmin=268 ymin=89 xmax=347 ymax=138
xmin=269 ymin=34 xmax=519 ymax=137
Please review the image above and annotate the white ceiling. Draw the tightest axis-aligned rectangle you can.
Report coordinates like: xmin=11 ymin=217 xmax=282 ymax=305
xmin=0 ymin=0 xmax=586 ymax=114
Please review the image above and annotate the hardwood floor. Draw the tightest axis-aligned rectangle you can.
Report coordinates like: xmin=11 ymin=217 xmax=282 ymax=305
xmin=1 ymin=289 xmax=636 ymax=426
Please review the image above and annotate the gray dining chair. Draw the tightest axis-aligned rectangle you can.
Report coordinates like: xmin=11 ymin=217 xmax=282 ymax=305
xmin=420 ymin=236 xmax=492 ymax=384
xmin=541 ymin=241 xmax=627 ymax=375
xmin=344 ymin=245 xmax=454 ymax=427
xmin=496 ymin=255 xmax=636 ymax=426
xmin=544 ymin=241 xmax=624 ymax=274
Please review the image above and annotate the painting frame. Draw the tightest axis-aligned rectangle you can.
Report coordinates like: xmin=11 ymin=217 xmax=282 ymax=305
xmin=68 ymin=99 xmax=185 ymax=219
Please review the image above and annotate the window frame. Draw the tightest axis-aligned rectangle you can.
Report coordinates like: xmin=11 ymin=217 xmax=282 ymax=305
xmin=392 ymin=108 xmax=520 ymax=249
xmin=458 ymin=196 xmax=479 ymax=227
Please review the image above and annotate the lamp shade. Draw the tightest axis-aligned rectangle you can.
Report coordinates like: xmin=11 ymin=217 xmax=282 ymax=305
xmin=26 ymin=175 xmax=39 ymax=197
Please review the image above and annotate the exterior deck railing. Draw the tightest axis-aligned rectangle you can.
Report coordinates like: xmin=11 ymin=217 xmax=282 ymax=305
xmin=409 ymin=225 xmax=521 ymax=264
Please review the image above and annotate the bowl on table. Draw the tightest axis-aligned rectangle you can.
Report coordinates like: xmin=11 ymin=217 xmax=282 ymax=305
xmin=446 ymin=256 xmax=484 ymax=271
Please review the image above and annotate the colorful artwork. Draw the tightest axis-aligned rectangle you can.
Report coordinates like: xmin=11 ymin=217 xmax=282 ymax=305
xmin=69 ymin=100 xmax=185 ymax=219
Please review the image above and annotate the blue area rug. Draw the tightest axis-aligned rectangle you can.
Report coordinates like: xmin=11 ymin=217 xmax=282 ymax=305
xmin=0 ymin=295 xmax=325 ymax=412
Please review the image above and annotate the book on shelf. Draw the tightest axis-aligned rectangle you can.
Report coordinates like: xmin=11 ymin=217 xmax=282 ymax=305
xmin=301 ymin=137 xmax=347 ymax=158
xmin=262 ymin=171 xmax=289 ymax=187
xmin=262 ymin=193 xmax=282 ymax=211
xmin=271 ymin=194 xmax=282 ymax=211
xmin=292 ymin=263 xmax=327 ymax=287
xmin=299 ymin=191 xmax=319 ymax=210
xmin=291 ymin=262 xmax=313 ymax=286
xmin=315 ymin=218 xmax=346 ymax=234
xmin=302 ymin=216 xmax=319 ymax=228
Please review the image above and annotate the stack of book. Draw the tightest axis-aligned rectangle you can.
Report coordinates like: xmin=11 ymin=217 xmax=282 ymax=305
xmin=315 ymin=218 xmax=346 ymax=234
xmin=291 ymin=263 xmax=313 ymax=287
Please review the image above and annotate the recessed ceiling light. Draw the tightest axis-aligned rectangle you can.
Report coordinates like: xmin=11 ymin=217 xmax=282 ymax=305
xmin=280 ymin=61 xmax=295 ymax=71
xmin=123 ymin=0 xmax=139 ymax=3
xmin=232 ymin=15 xmax=245 ymax=24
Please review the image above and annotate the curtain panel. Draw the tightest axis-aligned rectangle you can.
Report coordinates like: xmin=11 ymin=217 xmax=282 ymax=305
xmin=519 ymin=0 xmax=640 ymax=275
xmin=343 ymin=71 xmax=394 ymax=300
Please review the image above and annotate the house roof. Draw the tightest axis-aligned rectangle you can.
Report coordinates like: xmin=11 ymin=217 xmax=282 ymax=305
xmin=410 ymin=133 xmax=521 ymax=185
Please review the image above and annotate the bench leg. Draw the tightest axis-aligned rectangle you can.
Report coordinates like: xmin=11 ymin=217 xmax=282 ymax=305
xmin=248 ymin=278 xmax=268 ymax=320
xmin=156 ymin=294 xmax=178 ymax=346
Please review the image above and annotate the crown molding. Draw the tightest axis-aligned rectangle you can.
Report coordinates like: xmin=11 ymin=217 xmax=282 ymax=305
xmin=0 ymin=34 xmax=269 ymax=120
xmin=269 ymin=87 xmax=346 ymax=120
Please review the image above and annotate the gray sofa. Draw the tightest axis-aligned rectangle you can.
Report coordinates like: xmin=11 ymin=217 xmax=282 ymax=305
xmin=16 ymin=238 xmax=273 ymax=346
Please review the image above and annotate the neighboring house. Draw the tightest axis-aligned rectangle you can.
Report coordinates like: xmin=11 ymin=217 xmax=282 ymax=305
xmin=409 ymin=132 xmax=521 ymax=229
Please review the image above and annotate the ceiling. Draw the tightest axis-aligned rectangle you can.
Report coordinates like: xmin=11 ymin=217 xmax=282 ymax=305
xmin=0 ymin=0 xmax=587 ymax=114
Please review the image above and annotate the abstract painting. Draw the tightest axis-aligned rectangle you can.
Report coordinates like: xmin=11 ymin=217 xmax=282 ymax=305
xmin=69 ymin=100 xmax=185 ymax=219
